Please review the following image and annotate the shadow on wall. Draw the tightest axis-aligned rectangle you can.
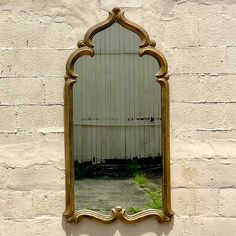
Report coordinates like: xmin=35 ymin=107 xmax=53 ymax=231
xmin=62 ymin=217 xmax=174 ymax=236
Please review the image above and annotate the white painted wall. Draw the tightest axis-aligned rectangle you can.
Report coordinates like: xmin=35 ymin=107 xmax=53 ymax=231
xmin=0 ymin=0 xmax=236 ymax=235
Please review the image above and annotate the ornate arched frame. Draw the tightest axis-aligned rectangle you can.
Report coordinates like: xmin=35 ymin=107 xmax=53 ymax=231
xmin=64 ymin=7 xmax=174 ymax=224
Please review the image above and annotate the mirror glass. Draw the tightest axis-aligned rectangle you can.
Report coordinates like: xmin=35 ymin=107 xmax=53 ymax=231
xmin=73 ymin=22 xmax=162 ymax=214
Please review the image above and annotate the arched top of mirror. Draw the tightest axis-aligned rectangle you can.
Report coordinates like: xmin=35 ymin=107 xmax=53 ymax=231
xmin=74 ymin=22 xmax=160 ymax=77
xmin=93 ymin=22 xmax=141 ymax=54
xmin=78 ymin=7 xmax=152 ymax=49
xmin=65 ymin=8 xmax=168 ymax=81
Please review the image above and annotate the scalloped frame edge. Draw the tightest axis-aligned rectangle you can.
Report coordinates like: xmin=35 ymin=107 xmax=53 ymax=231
xmin=64 ymin=7 xmax=174 ymax=224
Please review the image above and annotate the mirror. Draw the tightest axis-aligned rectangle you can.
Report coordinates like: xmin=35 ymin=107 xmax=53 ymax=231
xmin=64 ymin=7 xmax=173 ymax=223
xmin=73 ymin=22 xmax=162 ymax=215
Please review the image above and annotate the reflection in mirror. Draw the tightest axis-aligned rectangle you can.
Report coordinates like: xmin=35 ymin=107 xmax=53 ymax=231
xmin=73 ymin=22 xmax=162 ymax=215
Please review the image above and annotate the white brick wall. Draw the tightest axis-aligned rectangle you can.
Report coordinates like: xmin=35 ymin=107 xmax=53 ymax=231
xmin=0 ymin=0 xmax=235 ymax=235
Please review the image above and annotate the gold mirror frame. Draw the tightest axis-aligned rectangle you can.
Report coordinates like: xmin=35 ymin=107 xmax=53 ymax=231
xmin=64 ymin=7 xmax=174 ymax=224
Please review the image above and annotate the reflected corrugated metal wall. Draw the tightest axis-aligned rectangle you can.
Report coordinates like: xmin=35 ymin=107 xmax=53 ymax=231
xmin=73 ymin=22 xmax=161 ymax=163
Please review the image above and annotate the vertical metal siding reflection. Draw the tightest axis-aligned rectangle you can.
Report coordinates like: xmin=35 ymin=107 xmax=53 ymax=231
xmin=73 ymin=23 xmax=161 ymax=163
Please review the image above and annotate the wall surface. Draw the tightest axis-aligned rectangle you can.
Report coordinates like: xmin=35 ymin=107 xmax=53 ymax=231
xmin=0 ymin=0 xmax=236 ymax=235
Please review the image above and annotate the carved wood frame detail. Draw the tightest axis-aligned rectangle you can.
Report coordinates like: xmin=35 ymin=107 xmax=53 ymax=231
xmin=64 ymin=7 xmax=174 ymax=224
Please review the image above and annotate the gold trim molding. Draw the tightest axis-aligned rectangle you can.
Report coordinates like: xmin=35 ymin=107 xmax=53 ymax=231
xmin=64 ymin=7 xmax=174 ymax=224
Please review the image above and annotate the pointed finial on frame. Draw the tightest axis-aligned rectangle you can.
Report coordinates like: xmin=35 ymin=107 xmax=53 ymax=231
xmin=112 ymin=7 xmax=122 ymax=15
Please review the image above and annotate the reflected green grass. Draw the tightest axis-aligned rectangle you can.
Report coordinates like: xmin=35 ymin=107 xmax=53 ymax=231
xmin=133 ymin=173 xmax=162 ymax=210
xmin=134 ymin=173 xmax=148 ymax=186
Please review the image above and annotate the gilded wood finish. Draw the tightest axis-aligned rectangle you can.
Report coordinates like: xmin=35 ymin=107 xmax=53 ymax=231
xmin=64 ymin=7 xmax=174 ymax=223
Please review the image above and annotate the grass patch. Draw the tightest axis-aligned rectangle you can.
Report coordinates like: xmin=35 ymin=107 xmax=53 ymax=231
xmin=133 ymin=173 xmax=162 ymax=210
xmin=134 ymin=173 xmax=148 ymax=187
xmin=127 ymin=207 xmax=141 ymax=214
xmin=147 ymin=188 xmax=162 ymax=209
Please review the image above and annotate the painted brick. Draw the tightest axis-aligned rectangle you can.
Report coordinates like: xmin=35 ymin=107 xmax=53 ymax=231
xmin=226 ymin=47 xmax=236 ymax=73
xmin=0 ymin=20 xmax=74 ymax=49
xmin=101 ymin=0 xmax=142 ymax=10
xmin=170 ymin=74 xmax=236 ymax=103
xmin=194 ymin=188 xmax=219 ymax=216
xmin=0 ymin=190 xmax=32 ymax=218
xmin=0 ymin=131 xmax=63 ymax=146
xmin=199 ymin=19 xmax=236 ymax=46
xmin=32 ymin=191 xmax=64 ymax=216
xmin=0 ymin=106 xmax=16 ymax=132
xmin=172 ymin=188 xmax=219 ymax=216
xmin=43 ymin=77 xmax=64 ymax=104
xmin=171 ymin=159 xmax=236 ymax=188
xmin=171 ymin=129 xmax=236 ymax=143
xmin=7 ymin=164 xmax=64 ymax=191
xmin=171 ymin=103 xmax=236 ymax=130
xmin=167 ymin=47 xmax=226 ymax=74
xmin=219 ymin=188 xmax=236 ymax=217
xmin=172 ymin=2 xmax=223 ymax=21
xmin=193 ymin=217 xmax=236 ymax=236
xmin=172 ymin=188 xmax=196 ymax=216
xmin=0 ymin=49 xmax=70 ymax=78
xmin=0 ymin=165 xmax=8 ymax=189
xmin=0 ymin=140 xmax=64 ymax=168
xmin=222 ymin=3 xmax=236 ymax=20
xmin=163 ymin=20 xmax=199 ymax=48
xmin=16 ymin=105 xmax=63 ymax=131
xmin=171 ymin=139 xmax=236 ymax=160
xmin=0 ymin=78 xmax=44 ymax=105
xmin=1 ymin=218 xmax=64 ymax=236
